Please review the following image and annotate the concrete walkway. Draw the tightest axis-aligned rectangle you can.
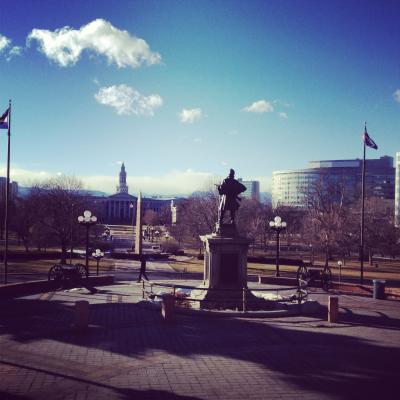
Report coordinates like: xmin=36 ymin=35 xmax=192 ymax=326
xmin=1 ymin=277 xmax=400 ymax=400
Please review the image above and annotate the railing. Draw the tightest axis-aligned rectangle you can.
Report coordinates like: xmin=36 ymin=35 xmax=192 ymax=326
xmin=141 ymin=280 xmax=308 ymax=312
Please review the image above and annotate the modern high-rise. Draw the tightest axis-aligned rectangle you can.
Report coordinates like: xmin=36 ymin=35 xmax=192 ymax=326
xmin=395 ymin=152 xmax=400 ymax=227
xmin=272 ymin=156 xmax=395 ymax=208
xmin=0 ymin=177 xmax=18 ymax=200
xmin=238 ymin=179 xmax=260 ymax=201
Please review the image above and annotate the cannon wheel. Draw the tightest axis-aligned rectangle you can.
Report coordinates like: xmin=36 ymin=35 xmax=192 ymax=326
xmin=75 ymin=263 xmax=88 ymax=279
xmin=297 ymin=265 xmax=309 ymax=287
xmin=321 ymin=266 xmax=332 ymax=291
xmin=48 ymin=264 xmax=64 ymax=287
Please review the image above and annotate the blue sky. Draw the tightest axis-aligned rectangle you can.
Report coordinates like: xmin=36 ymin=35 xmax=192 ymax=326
xmin=0 ymin=0 xmax=399 ymax=195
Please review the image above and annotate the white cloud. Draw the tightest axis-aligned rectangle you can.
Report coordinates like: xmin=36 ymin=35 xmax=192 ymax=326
xmin=6 ymin=45 xmax=23 ymax=61
xmin=273 ymin=99 xmax=291 ymax=107
xmin=178 ymin=108 xmax=203 ymax=123
xmin=220 ymin=161 xmax=228 ymax=166
xmin=242 ymin=100 xmax=274 ymax=113
xmin=0 ymin=34 xmax=11 ymax=52
xmin=193 ymin=137 xmax=202 ymax=143
xmin=9 ymin=46 xmax=22 ymax=56
xmin=0 ymin=34 xmax=23 ymax=60
xmin=27 ymin=19 xmax=161 ymax=68
xmin=394 ymin=89 xmax=400 ymax=103
xmin=94 ymin=84 xmax=163 ymax=116
xmin=279 ymin=112 xmax=288 ymax=119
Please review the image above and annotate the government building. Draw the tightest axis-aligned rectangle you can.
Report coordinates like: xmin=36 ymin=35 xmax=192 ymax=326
xmin=98 ymin=164 xmax=176 ymax=224
xmin=272 ymin=156 xmax=395 ymax=209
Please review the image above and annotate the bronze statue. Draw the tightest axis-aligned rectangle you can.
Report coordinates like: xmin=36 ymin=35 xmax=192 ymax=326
xmin=217 ymin=169 xmax=246 ymax=224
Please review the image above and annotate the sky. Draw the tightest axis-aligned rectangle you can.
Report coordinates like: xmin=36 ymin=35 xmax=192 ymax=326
xmin=0 ymin=0 xmax=399 ymax=195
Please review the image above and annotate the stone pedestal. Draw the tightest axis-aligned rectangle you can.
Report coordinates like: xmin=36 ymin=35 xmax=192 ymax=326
xmin=191 ymin=224 xmax=257 ymax=310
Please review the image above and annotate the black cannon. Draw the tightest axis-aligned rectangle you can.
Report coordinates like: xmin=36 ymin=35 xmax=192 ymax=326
xmin=48 ymin=263 xmax=88 ymax=288
xmin=297 ymin=264 xmax=332 ymax=291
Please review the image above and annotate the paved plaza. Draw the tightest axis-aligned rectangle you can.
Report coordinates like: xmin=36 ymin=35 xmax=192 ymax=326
xmin=1 ymin=261 xmax=400 ymax=400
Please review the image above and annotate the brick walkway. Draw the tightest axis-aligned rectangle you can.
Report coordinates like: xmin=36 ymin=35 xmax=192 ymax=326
xmin=1 ymin=281 xmax=400 ymax=399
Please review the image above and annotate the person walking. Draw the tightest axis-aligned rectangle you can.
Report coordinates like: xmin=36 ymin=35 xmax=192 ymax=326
xmin=137 ymin=254 xmax=149 ymax=282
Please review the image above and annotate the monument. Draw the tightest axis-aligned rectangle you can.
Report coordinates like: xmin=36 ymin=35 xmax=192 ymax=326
xmin=135 ymin=191 xmax=143 ymax=255
xmin=192 ymin=169 xmax=262 ymax=310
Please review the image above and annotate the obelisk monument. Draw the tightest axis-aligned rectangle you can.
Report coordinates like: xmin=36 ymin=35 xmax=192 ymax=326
xmin=135 ymin=191 xmax=143 ymax=255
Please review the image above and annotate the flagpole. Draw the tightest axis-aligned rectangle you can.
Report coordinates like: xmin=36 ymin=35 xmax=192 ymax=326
xmin=3 ymin=99 xmax=11 ymax=284
xmin=359 ymin=122 xmax=366 ymax=285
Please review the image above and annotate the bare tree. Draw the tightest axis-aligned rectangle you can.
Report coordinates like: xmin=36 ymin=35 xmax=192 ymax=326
xmin=168 ymin=189 xmax=218 ymax=253
xmin=30 ymin=176 xmax=91 ymax=262
xmin=11 ymin=196 xmax=39 ymax=252
xmin=302 ymin=175 xmax=353 ymax=265
xmin=236 ymin=199 xmax=266 ymax=252
xmin=350 ymin=197 xmax=399 ymax=263
xmin=143 ymin=209 xmax=159 ymax=226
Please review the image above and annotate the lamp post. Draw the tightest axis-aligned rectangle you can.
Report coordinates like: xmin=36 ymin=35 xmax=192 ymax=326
xmin=165 ymin=232 xmax=170 ymax=250
xmin=78 ymin=210 xmax=97 ymax=275
xmin=338 ymin=260 xmax=343 ymax=284
xmin=269 ymin=216 xmax=287 ymax=277
xmin=92 ymin=248 xmax=104 ymax=276
xmin=309 ymin=244 xmax=314 ymax=265
xmin=129 ymin=202 xmax=134 ymax=226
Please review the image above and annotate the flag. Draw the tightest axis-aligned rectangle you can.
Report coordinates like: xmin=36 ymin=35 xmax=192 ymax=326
xmin=363 ymin=127 xmax=378 ymax=150
xmin=0 ymin=107 xmax=9 ymax=129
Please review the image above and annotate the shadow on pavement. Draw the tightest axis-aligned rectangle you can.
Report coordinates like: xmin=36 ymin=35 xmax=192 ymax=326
xmin=0 ymin=391 xmax=30 ymax=400
xmin=1 ymin=297 xmax=400 ymax=398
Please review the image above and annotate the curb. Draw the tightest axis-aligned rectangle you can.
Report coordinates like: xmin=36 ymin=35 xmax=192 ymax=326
xmin=140 ymin=298 xmax=322 ymax=318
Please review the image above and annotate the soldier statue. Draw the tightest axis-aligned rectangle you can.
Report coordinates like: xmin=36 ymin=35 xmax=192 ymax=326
xmin=217 ymin=169 xmax=246 ymax=225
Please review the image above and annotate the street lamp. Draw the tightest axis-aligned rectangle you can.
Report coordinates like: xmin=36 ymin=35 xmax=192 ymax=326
xmin=92 ymin=248 xmax=104 ymax=276
xmin=78 ymin=210 xmax=97 ymax=275
xmin=155 ymin=230 xmax=159 ymax=243
xmin=129 ymin=202 xmax=134 ymax=226
xmin=269 ymin=216 xmax=287 ymax=277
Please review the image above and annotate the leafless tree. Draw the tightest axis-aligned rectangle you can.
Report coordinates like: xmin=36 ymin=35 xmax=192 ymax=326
xmin=236 ymin=199 xmax=267 ymax=252
xmin=29 ymin=176 xmax=92 ymax=262
xmin=143 ymin=209 xmax=159 ymax=226
xmin=302 ymin=175 xmax=353 ymax=265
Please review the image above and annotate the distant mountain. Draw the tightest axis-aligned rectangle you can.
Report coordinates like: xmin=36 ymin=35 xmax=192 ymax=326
xmin=79 ymin=190 xmax=109 ymax=197
xmin=17 ymin=186 xmax=32 ymax=197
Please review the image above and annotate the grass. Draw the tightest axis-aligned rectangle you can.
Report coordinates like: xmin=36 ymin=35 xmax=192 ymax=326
xmin=2 ymin=242 xmax=399 ymax=284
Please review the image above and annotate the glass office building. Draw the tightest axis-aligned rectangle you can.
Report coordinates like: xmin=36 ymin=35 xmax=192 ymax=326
xmin=272 ymin=156 xmax=395 ymax=209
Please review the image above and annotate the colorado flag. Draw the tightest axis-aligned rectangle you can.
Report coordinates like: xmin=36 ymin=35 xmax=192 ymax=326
xmin=363 ymin=127 xmax=378 ymax=150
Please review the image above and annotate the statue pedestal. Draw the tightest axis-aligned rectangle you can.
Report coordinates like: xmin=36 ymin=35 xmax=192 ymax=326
xmin=191 ymin=224 xmax=255 ymax=309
